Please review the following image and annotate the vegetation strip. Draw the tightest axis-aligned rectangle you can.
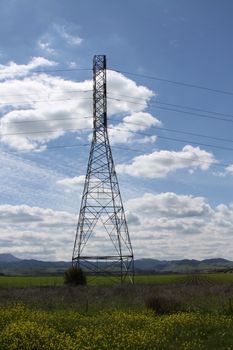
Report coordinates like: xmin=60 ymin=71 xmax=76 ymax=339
xmin=0 ymin=305 xmax=233 ymax=349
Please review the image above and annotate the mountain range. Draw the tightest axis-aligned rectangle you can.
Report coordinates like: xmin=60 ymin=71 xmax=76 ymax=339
xmin=0 ymin=254 xmax=233 ymax=276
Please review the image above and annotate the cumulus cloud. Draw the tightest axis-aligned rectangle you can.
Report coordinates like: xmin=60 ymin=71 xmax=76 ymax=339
xmin=0 ymin=58 xmax=93 ymax=150
xmin=226 ymin=164 xmax=233 ymax=174
xmin=125 ymin=192 xmax=233 ymax=260
xmin=107 ymin=69 xmax=154 ymax=114
xmin=0 ymin=57 xmax=57 ymax=81
xmin=57 ymin=175 xmax=85 ymax=187
xmin=0 ymin=204 xmax=74 ymax=225
xmin=0 ymin=204 xmax=76 ymax=260
xmin=127 ymin=192 xmax=211 ymax=218
xmin=57 ymin=175 xmax=85 ymax=192
xmin=109 ymin=112 xmax=161 ymax=144
xmin=117 ymin=145 xmax=217 ymax=178
xmin=106 ymin=69 xmax=161 ymax=144
xmin=213 ymin=164 xmax=233 ymax=178
xmin=2 ymin=193 xmax=233 ymax=261
xmin=0 ymin=57 xmax=157 ymax=151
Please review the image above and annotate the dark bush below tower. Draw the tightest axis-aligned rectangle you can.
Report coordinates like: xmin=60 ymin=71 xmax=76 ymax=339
xmin=64 ymin=266 xmax=87 ymax=286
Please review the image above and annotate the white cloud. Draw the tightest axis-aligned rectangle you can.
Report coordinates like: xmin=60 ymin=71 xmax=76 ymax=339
xmin=213 ymin=164 xmax=233 ymax=178
xmin=0 ymin=58 xmax=157 ymax=151
xmin=125 ymin=192 xmax=233 ymax=260
xmin=1 ymin=192 xmax=233 ymax=261
xmin=137 ymin=135 xmax=157 ymax=144
xmin=38 ymin=39 xmax=57 ymax=55
xmin=0 ymin=57 xmax=57 ymax=81
xmin=54 ymin=24 xmax=83 ymax=46
xmin=107 ymin=69 xmax=154 ymax=114
xmin=57 ymin=175 xmax=85 ymax=187
xmin=0 ymin=61 xmax=93 ymax=150
xmin=68 ymin=61 xmax=77 ymax=68
xmin=226 ymin=164 xmax=233 ymax=175
xmin=117 ymin=145 xmax=217 ymax=178
xmin=57 ymin=175 xmax=85 ymax=192
xmin=0 ymin=204 xmax=74 ymax=225
xmin=127 ymin=192 xmax=211 ymax=218
xmin=0 ymin=204 xmax=76 ymax=260
xmin=109 ymin=112 xmax=161 ymax=144
xmin=106 ymin=69 xmax=160 ymax=144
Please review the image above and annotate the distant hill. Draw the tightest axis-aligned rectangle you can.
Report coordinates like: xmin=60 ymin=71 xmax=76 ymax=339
xmin=0 ymin=254 xmax=20 ymax=263
xmin=0 ymin=254 xmax=70 ymax=276
xmin=0 ymin=254 xmax=233 ymax=275
xmin=134 ymin=258 xmax=233 ymax=273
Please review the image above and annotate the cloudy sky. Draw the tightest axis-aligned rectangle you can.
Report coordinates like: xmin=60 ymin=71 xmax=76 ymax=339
xmin=0 ymin=0 xmax=233 ymax=261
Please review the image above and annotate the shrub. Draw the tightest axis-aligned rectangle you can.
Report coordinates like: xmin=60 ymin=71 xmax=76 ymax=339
xmin=64 ymin=267 xmax=86 ymax=286
xmin=145 ymin=295 xmax=181 ymax=315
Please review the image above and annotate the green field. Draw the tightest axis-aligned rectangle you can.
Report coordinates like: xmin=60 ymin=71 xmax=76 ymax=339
xmin=1 ymin=272 xmax=233 ymax=288
xmin=0 ymin=274 xmax=184 ymax=288
xmin=1 ymin=273 xmax=233 ymax=349
xmin=0 ymin=276 xmax=63 ymax=288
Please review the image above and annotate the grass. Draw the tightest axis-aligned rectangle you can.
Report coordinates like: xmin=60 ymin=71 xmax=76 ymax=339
xmin=0 ymin=276 xmax=63 ymax=288
xmin=0 ymin=274 xmax=233 ymax=313
xmin=0 ymin=272 xmax=227 ymax=288
xmin=1 ymin=273 xmax=233 ymax=348
xmin=0 ymin=274 xmax=184 ymax=288
xmin=134 ymin=273 xmax=187 ymax=284
xmin=206 ymin=273 xmax=233 ymax=283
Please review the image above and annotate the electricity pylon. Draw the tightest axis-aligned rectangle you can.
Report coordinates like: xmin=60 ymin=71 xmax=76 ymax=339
xmin=72 ymin=55 xmax=134 ymax=283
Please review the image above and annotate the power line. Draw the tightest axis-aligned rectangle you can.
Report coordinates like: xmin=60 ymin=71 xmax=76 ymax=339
xmin=151 ymin=126 xmax=233 ymax=144
xmin=0 ymin=89 xmax=92 ymax=99
xmin=1 ymin=142 xmax=231 ymax=171
xmin=110 ymin=121 xmax=233 ymax=145
xmin=108 ymin=92 xmax=233 ymax=119
xmin=1 ymin=116 xmax=92 ymax=125
xmin=46 ymin=143 xmax=90 ymax=150
xmin=112 ymin=145 xmax=229 ymax=169
xmin=0 ymin=67 xmax=91 ymax=76
xmin=35 ymin=141 xmax=233 ymax=174
xmin=1 ymin=63 xmax=232 ymax=98
xmin=0 ymin=126 xmax=91 ymax=137
xmin=109 ymin=126 xmax=233 ymax=152
xmin=4 ymin=118 xmax=233 ymax=153
xmin=1 ymin=94 xmax=232 ymax=125
xmin=32 ymin=68 xmax=91 ymax=74
xmin=1 ymin=93 xmax=233 ymax=125
xmin=150 ymin=135 xmax=233 ymax=152
xmin=0 ymin=96 xmax=93 ymax=107
xmin=108 ymin=96 xmax=233 ymax=123
xmin=0 ymin=143 xmax=90 ymax=157
xmin=3 ymin=111 xmax=233 ymax=148
xmin=2 ymin=122 xmax=233 ymax=154
xmin=0 ymin=90 xmax=92 ymax=107
xmin=110 ymin=68 xmax=233 ymax=96
xmin=0 ymin=87 xmax=231 ymax=122
xmin=156 ymin=101 xmax=233 ymax=119
xmin=155 ymin=105 xmax=233 ymax=124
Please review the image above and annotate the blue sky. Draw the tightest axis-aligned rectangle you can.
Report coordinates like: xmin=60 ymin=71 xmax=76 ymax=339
xmin=0 ymin=0 xmax=233 ymax=261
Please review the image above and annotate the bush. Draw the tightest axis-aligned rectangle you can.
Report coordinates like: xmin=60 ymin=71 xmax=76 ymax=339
xmin=64 ymin=267 xmax=86 ymax=286
xmin=145 ymin=295 xmax=181 ymax=315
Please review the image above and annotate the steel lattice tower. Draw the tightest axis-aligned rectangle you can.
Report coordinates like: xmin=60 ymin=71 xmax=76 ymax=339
xmin=72 ymin=55 xmax=134 ymax=283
